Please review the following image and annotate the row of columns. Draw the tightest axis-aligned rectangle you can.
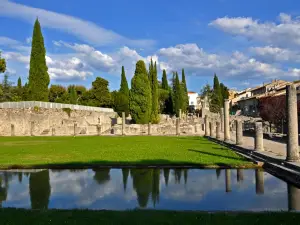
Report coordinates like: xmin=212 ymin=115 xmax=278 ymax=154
xmin=224 ymin=169 xmax=264 ymax=194
xmin=206 ymin=84 xmax=299 ymax=162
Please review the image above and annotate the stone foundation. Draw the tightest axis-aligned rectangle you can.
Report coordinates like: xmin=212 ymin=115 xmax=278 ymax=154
xmin=0 ymin=108 xmax=116 ymax=136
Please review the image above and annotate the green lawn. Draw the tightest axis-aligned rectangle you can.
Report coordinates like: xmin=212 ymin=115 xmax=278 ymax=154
xmin=0 ymin=209 xmax=298 ymax=225
xmin=0 ymin=136 xmax=253 ymax=168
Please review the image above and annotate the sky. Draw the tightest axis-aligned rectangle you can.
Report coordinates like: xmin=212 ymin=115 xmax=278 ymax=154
xmin=1 ymin=0 xmax=300 ymax=92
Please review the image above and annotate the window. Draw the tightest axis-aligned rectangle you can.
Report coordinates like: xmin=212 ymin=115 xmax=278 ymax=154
xmin=191 ymin=101 xmax=194 ymax=105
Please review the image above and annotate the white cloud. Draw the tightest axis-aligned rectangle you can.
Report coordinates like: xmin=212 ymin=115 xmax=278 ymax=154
xmin=0 ymin=0 xmax=155 ymax=48
xmin=2 ymin=51 xmax=30 ymax=64
xmin=46 ymin=56 xmax=93 ymax=81
xmin=250 ymin=46 xmax=300 ymax=63
xmin=158 ymin=43 xmax=284 ymax=79
xmin=55 ymin=41 xmax=159 ymax=77
xmin=0 ymin=36 xmax=30 ymax=52
xmin=210 ymin=13 xmax=300 ymax=48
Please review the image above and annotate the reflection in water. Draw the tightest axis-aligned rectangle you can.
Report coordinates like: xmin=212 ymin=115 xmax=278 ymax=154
xmin=29 ymin=170 xmax=51 ymax=210
xmin=93 ymin=169 xmax=111 ymax=185
xmin=174 ymin=169 xmax=182 ymax=184
xmin=255 ymin=169 xmax=264 ymax=195
xmin=225 ymin=169 xmax=231 ymax=193
xmin=0 ymin=176 xmax=7 ymax=208
xmin=288 ymin=184 xmax=300 ymax=211
xmin=216 ymin=169 xmax=221 ymax=179
xmin=122 ymin=169 xmax=129 ymax=192
xmin=1 ymin=168 xmax=300 ymax=211
xmin=131 ymin=169 xmax=153 ymax=208
xmin=237 ymin=169 xmax=244 ymax=182
xmin=163 ymin=169 xmax=170 ymax=186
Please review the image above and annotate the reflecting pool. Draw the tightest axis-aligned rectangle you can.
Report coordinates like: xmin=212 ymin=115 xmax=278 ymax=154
xmin=0 ymin=169 xmax=299 ymax=211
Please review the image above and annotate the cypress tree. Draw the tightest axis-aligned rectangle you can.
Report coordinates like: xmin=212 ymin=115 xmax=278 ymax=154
xmin=17 ymin=77 xmax=23 ymax=100
xmin=28 ymin=19 xmax=50 ymax=101
xmin=173 ymin=72 xmax=182 ymax=117
xmin=69 ymin=86 xmax=77 ymax=104
xmin=115 ymin=66 xmax=130 ymax=116
xmin=129 ymin=60 xmax=152 ymax=124
xmin=161 ymin=69 xmax=168 ymax=90
xmin=210 ymin=74 xmax=222 ymax=113
xmin=181 ymin=69 xmax=188 ymax=112
xmin=220 ymin=83 xmax=229 ymax=104
xmin=150 ymin=60 xmax=159 ymax=123
xmin=17 ymin=77 xmax=22 ymax=89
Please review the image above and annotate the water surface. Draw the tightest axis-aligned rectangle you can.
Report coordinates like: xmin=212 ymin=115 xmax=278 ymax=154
xmin=0 ymin=168 xmax=299 ymax=211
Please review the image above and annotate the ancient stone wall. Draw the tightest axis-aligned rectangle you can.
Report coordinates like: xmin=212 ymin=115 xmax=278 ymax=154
xmin=0 ymin=108 xmax=116 ymax=136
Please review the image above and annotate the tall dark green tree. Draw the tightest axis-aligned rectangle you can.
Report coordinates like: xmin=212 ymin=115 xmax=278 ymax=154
xmin=16 ymin=77 xmax=23 ymax=100
xmin=115 ymin=66 xmax=130 ymax=117
xmin=129 ymin=60 xmax=152 ymax=124
xmin=69 ymin=86 xmax=78 ymax=104
xmin=173 ymin=72 xmax=182 ymax=117
xmin=210 ymin=74 xmax=222 ymax=113
xmin=161 ymin=69 xmax=168 ymax=90
xmin=220 ymin=83 xmax=229 ymax=104
xmin=29 ymin=170 xmax=51 ymax=210
xmin=181 ymin=69 xmax=189 ymax=112
xmin=28 ymin=19 xmax=50 ymax=101
xmin=150 ymin=60 xmax=159 ymax=123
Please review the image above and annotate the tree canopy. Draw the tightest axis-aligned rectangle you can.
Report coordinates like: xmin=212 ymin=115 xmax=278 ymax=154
xmin=28 ymin=19 xmax=49 ymax=101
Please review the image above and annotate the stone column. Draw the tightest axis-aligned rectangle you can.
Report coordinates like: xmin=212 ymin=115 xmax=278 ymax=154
xmin=148 ymin=122 xmax=151 ymax=136
xmin=210 ymin=121 xmax=216 ymax=138
xmin=122 ymin=112 xmax=126 ymax=136
xmin=179 ymin=109 xmax=182 ymax=120
xmin=97 ymin=125 xmax=102 ymax=136
xmin=176 ymin=118 xmax=180 ymax=135
xmin=30 ymin=121 xmax=34 ymax=136
xmin=224 ymin=100 xmax=230 ymax=141
xmin=236 ymin=120 xmax=243 ymax=145
xmin=11 ymin=124 xmax=15 ymax=136
xmin=255 ymin=169 xmax=264 ymax=194
xmin=286 ymin=85 xmax=299 ymax=162
xmin=225 ymin=169 xmax=231 ymax=193
xmin=255 ymin=122 xmax=263 ymax=151
xmin=220 ymin=108 xmax=224 ymax=132
xmin=205 ymin=115 xmax=209 ymax=136
xmin=216 ymin=121 xmax=221 ymax=140
xmin=74 ymin=122 xmax=77 ymax=136
xmin=237 ymin=169 xmax=244 ymax=182
xmin=51 ymin=127 xmax=55 ymax=136
xmin=288 ymin=184 xmax=300 ymax=211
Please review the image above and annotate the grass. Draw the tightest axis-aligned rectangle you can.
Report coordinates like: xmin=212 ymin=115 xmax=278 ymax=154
xmin=0 ymin=209 xmax=299 ymax=225
xmin=0 ymin=136 xmax=254 ymax=169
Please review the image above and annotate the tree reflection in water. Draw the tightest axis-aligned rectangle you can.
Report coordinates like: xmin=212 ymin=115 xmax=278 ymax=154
xmin=29 ymin=170 xmax=51 ymax=210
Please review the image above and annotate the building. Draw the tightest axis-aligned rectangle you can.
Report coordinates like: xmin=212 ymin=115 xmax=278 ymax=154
xmin=236 ymin=79 xmax=300 ymax=117
xmin=228 ymin=89 xmax=237 ymax=100
xmin=188 ymin=91 xmax=201 ymax=110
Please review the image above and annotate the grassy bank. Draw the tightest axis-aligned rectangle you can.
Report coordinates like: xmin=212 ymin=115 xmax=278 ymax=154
xmin=0 ymin=136 xmax=254 ymax=168
xmin=0 ymin=209 xmax=298 ymax=225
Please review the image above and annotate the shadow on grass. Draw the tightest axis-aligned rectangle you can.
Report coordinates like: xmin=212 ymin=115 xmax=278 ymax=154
xmin=188 ymin=149 xmax=249 ymax=162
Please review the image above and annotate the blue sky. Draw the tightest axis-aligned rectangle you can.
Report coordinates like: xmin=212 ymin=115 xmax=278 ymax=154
xmin=1 ymin=0 xmax=300 ymax=92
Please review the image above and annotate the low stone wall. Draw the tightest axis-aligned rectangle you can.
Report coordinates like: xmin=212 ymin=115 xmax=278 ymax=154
xmin=0 ymin=108 xmax=116 ymax=136
xmin=112 ymin=122 xmax=204 ymax=136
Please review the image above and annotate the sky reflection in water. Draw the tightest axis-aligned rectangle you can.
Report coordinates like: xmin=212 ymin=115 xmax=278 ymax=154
xmin=0 ymin=169 xmax=299 ymax=211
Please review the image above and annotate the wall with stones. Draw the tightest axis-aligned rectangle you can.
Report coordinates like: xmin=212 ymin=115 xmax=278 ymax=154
xmin=0 ymin=108 xmax=116 ymax=136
